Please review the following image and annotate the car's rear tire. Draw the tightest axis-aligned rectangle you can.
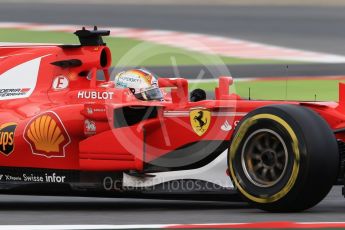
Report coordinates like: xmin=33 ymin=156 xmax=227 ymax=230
xmin=228 ymin=104 xmax=339 ymax=212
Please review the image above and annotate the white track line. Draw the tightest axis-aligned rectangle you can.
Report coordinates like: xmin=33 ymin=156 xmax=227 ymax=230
xmin=3 ymin=222 xmax=345 ymax=230
xmin=1 ymin=22 xmax=345 ymax=63
xmin=0 ymin=225 xmax=166 ymax=230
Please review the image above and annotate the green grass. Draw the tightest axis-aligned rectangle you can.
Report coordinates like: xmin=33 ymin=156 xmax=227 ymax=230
xmin=190 ymin=78 xmax=344 ymax=101
xmin=4 ymin=28 xmax=331 ymax=101
xmin=0 ymin=28 xmax=291 ymax=66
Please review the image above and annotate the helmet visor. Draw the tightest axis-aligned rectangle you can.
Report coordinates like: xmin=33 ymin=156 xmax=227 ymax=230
xmin=135 ymin=86 xmax=163 ymax=101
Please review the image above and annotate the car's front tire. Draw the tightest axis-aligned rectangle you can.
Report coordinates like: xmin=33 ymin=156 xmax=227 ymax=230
xmin=228 ymin=104 xmax=339 ymax=212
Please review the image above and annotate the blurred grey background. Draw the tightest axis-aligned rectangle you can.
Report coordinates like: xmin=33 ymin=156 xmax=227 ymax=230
xmin=0 ymin=0 xmax=345 ymax=54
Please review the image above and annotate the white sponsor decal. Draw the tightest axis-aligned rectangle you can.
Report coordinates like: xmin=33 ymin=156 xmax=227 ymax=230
xmin=86 ymin=107 xmax=106 ymax=115
xmin=1 ymin=173 xmax=66 ymax=183
xmin=23 ymin=173 xmax=66 ymax=183
xmin=0 ymin=88 xmax=31 ymax=97
xmin=84 ymin=119 xmax=96 ymax=135
xmin=221 ymin=120 xmax=232 ymax=132
xmin=0 ymin=56 xmax=44 ymax=100
xmin=87 ymin=107 xmax=93 ymax=115
xmin=52 ymin=76 xmax=69 ymax=90
xmin=5 ymin=175 xmax=21 ymax=181
xmin=78 ymin=91 xmax=114 ymax=100
xmin=44 ymin=173 xmax=66 ymax=183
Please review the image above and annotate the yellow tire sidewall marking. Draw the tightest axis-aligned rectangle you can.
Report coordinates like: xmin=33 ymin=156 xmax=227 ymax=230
xmin=228 ymin=114 xmax=300 ymax=203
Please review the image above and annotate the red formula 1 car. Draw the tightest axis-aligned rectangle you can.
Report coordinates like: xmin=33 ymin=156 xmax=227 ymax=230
xmin=0 ymin=27 xmax=344 ymax=212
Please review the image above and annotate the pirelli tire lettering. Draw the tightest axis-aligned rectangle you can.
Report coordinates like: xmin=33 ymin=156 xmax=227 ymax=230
xmin=228 ymin=104 xmax=339 ymax=212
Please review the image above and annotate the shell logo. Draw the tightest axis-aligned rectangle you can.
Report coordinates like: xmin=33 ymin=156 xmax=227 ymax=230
xmin=24 ymin=112 xmax=71 ymax=158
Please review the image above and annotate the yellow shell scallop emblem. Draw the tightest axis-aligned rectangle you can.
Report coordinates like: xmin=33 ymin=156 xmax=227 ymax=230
xmin=24 ymin=112 xmax=70 ymax=157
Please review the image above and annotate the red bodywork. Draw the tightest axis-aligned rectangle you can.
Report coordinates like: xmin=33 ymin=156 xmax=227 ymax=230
xmin=1 ymin=42 xmax=345 ymax=175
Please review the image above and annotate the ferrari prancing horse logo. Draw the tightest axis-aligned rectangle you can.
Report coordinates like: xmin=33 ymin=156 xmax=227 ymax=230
xmin=190 ymin=109 xmax=211 ymax=136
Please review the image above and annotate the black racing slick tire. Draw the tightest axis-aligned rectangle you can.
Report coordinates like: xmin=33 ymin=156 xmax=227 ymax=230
xmin=228 ymin=104 xmax=339 ymax=212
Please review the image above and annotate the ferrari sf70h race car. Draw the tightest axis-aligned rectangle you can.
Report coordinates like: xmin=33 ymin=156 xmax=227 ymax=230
xmin=0 ymin=27 xmax=344 ymax=212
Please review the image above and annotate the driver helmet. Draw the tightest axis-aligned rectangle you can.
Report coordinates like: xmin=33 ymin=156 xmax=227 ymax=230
xmin=114 ymin=68 xmax=163 ymax=101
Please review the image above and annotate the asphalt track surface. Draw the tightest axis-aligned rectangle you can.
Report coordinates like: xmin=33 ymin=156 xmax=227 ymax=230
xmin=0 ymin=186 xmax=341 ymax=225
xmin=1 ymin=2 xmax=345 ymax=226
xmin=1 ymin=3 xmax=345 ymax=55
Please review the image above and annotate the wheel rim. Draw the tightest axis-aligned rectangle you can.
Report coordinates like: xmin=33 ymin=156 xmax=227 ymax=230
xmin=241 ymin=129 xmax=288 ymax=188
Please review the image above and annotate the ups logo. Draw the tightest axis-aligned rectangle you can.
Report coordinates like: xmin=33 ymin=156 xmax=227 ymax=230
xmin=0 ymin=123 xmax=17 ymax=156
